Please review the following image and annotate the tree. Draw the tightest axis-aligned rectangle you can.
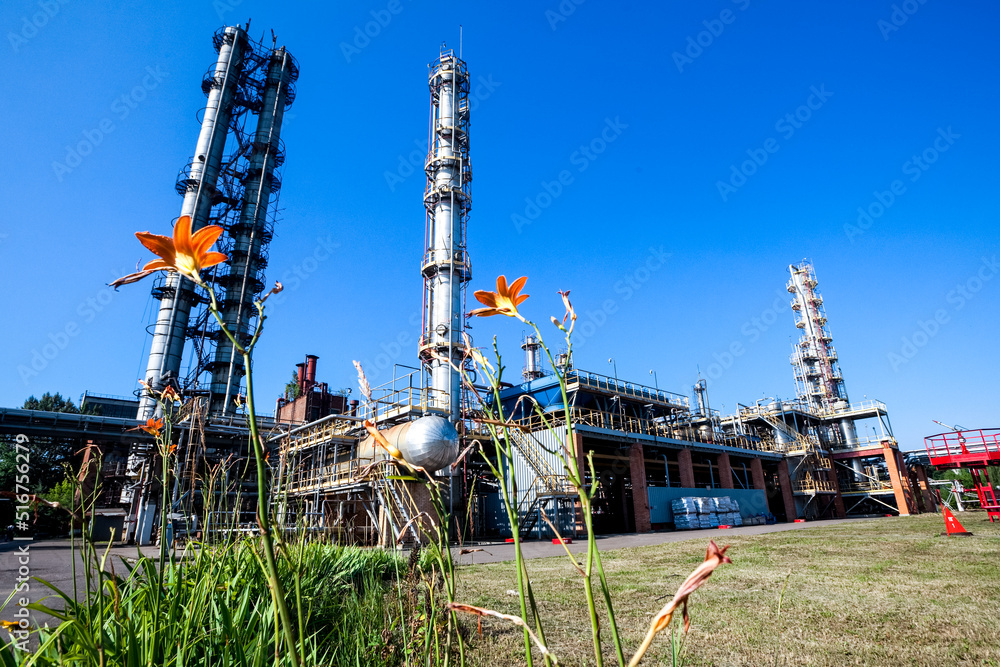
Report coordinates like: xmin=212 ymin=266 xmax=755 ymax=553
xmin=283 ymin=372 xmax=301 ymax=401
xmin=23 ymin=392 xmax=80 ymax=413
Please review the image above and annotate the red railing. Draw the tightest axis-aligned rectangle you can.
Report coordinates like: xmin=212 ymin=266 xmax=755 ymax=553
xmin=924 ymin=428 xmax=1000 ymax=467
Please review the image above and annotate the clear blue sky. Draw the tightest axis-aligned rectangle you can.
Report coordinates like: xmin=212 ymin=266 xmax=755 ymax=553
xmin=2 ymin=0 xmax=997 ymax=451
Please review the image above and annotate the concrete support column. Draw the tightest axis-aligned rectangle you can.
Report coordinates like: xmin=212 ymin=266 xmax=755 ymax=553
xmin=629 ymin=443 xmax=651 ymax=533
xmin=882 ymin=444 xmax=915 ymax=516
xmin=915 ymin=464 xmax=937 ymax=512
xmin=750 ymin=458 xmax=766 ymax=490
xmin=777 ymin=463 xmax=798 ymax=521
xmin=717 ymin=452 xmax=734 ymax=489
xmin=573 ymin=431 xmax=586 ymax=534
xmin=678 ymin=448 xmax=695 ymax=488
xmin=826 ymin=466 xmax=846 ymax=518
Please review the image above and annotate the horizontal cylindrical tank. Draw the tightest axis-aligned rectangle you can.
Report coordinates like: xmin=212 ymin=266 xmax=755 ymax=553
xmin=362 ymin=415 xmax=459 ymax=473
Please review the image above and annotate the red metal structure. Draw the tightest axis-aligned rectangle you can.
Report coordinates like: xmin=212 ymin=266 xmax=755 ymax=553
xmin=924 ymin=428 xmax=1000 ymax=522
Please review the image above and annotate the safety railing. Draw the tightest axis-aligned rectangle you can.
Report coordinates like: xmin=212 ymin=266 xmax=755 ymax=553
xmin=839 ymin=479 xmax=894 ymax=494
xmin=570 ymin=370 xmax=690 ymax=409
xmin=792 ymin=479 xmax=836 ymax=494
xmin=924 ymin=428 xmax=1000 ymax=464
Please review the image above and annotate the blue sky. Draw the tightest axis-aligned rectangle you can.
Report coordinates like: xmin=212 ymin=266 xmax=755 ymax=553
xmin=1 ymin=0 xmax=997 ymax=451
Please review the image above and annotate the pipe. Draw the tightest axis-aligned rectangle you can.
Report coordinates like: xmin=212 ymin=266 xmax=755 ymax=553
xmin=210 ymin=45 xmax=297 ymax=414
xmin=139 ymin=26 xmax=249 ymax=420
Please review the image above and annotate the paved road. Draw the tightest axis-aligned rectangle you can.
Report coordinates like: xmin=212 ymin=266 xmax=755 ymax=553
xmin=449 ymin=518 xmax=861 ymax=565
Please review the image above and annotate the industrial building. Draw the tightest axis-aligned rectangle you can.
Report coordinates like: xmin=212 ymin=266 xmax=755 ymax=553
xmin=0 ymin=26 xmax=944 ymax=547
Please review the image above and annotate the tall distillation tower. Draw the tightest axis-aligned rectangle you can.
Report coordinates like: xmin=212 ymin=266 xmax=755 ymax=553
xmin=787 ymin=261 xmax=858 ymax=447
xmin=138 ymin=26 xmax=297 ymax=419
xmin=417 ymin=48 xmax=472 ymax=423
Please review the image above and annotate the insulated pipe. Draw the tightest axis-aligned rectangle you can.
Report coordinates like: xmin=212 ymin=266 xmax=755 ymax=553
xmin=210 ymin=46 xmax=296 ymax=414
xmin=139 ymin=26 xmax=248 ymax=419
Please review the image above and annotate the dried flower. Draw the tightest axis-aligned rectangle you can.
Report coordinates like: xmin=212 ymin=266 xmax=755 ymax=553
xmin=469 ymin=276 xmax=529 ymax=318
xmin=353 ymin=360 xmax=373 ymax=403
xmin=628 ymin=541 xmax=732 ymax=667
xmin=111 ymin=215 xmax=228 ymax=288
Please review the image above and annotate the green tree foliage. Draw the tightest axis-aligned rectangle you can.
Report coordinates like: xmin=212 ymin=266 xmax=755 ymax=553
xmin=284 ymin=371 xmax=301 ymax=401
xmin=23 ymin=391 xmax=81 ymax=413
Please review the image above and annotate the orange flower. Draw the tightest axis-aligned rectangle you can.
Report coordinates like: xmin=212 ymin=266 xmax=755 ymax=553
xmin=469 ymin=276 xmax=529 ymax=318
xmin=161 ymin=386 xmax=182 ymax=404
xmin=131 ymin=417 xmax=164 ymax=437
xmin=111 ymin=215 xmax=228 ymax=288
xmin=627 ymin=541 xmax=731 ymax=667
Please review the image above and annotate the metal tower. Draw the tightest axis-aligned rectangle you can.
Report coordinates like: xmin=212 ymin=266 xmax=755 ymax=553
xmin=787 ymin=260 xmax=848 ymax=413
xmin=418 ymin=48 xmax=473 ymax=423
xmin=138 ymin=26 xmax=297 ymax=419
xmin=210 ymin=46 xmax=298 ymax=414
xmin=521 ymin=336 xmax=545 ymax=382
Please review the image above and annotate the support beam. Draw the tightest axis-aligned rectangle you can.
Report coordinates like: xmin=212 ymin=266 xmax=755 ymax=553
xmin=882 ymin=443 xmax=915 ymax=515
xmin=750 ymin=458 xmax=766 ymax=490
xmin=914 ymin=464 xmax=937 ymax=512
xmin=826 ymin=466 xmax=846 ymax=518
xmin=574 ymin=431 xmax=586 ymax=534
xmin=717 ymin=452 xmax=734 ymax=489
xmin=777 ymin=462 xmax=798 ymax=521
xmin=677 ymin=448 xmax=695 ymax=488
xmin=629 ymin=443 xmax=651 ymax=533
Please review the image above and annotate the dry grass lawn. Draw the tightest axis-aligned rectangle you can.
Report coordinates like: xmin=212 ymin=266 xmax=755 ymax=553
xmin=453 ymin=514 xmax=1000 ymax=666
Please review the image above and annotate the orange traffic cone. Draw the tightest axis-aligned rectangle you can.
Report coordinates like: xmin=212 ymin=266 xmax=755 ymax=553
xmin=942 ymin=507 xmax=973 ymax=537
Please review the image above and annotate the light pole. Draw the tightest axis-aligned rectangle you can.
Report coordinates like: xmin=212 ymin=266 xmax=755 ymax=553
xmin=608 ymin=357 xmax=618 ymax=385
xmin=649 ymin=369 xmax=659 ymax=396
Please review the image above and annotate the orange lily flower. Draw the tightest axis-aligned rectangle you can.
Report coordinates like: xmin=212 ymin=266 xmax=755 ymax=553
xmin=161 ymin=386 xmax=182 ymax=404
xmin=627 ymin=541 xmax=731 ymax=667
xmin=111 ymin=215 xmax=228 ymax=288
xmin=131 ymin=417 xmax=164 ymax=437
xmin=469 ymin=276 xmax=529 ymax=318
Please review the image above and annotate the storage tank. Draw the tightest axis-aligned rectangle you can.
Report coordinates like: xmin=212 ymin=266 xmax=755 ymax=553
xmin=361 ymin=415 xmax=459 ymax=473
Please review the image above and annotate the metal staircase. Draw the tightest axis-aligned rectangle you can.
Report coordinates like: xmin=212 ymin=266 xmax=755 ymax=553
xmin=506 ymin=426 xmax=576 ymax=538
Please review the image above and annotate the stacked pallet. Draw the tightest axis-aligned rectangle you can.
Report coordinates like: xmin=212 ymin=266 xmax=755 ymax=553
xmin=671 ymin=496 xmax=744 ymax=530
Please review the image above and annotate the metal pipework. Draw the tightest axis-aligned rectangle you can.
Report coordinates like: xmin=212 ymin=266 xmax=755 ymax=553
xmin=209 ymin=45 xmax=297 ymax=414
xmin=418 ymin=49 xmax=472 ymax=423
xmin=139 ymin=26 xmax=249 ymax=419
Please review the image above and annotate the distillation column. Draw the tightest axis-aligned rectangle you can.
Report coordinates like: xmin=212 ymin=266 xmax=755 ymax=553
xmin=209 ymin=46 xmax=297 ymax=414
xmin=418 ymin=49 xmax=472 ymax=423
xmin=138 ymin=26 xmax=248 ymax=419
xmin=787 ymin=261 xmax=848 ymax=413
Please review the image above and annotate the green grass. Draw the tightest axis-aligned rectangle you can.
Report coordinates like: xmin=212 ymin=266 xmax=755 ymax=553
xmin=452 ymin=514 xmax=1000 ymax=666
